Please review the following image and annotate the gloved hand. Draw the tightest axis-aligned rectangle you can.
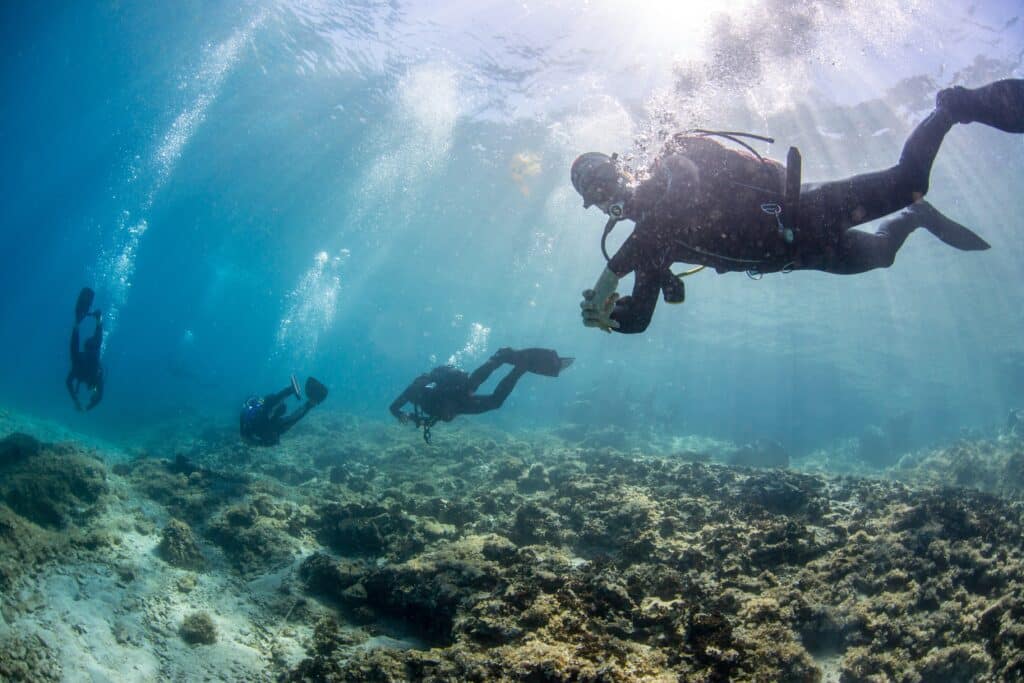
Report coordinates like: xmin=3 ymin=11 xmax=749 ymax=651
xmin=580 ymin=268 xmax=620 ymax=333
xmin=581 ymin=294 xmax=620 ymax=332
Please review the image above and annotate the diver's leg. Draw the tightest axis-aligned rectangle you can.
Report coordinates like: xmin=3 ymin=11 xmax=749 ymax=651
xmin=263 ymin=386 xmax=295 ymax=411
xmin=466 ymin=356 xmax=506 ymax=393
xmin=88 ymin=315 xmax=103 ymax=347
xmin=822 ymin=201 xmax=989 ymax=274
xmin=70 ymin=325 xmax=80 ymax=358
xmin=938 ymin=79 xmax=1024 ymax=132
xmin=276 ymin=402 xmax=312 ymax=435
xmin=825 ymin=214 xmax=918 ymax=275
xmin=461 ymin=367 xmax=528 ymax=414
xmin=799 ymin=108 xmax=956 ymax=246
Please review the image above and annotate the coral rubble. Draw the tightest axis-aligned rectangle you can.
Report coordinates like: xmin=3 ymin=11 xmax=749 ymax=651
xmin=4 ymin=414 xmax=1024 ymax=681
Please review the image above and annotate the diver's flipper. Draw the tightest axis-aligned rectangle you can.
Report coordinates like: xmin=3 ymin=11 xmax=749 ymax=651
xmin=76 ymin=287 xmax=95 ymax=323
xmin=290 ymin=374 xmax=301 ymax=399
xmin=558 ymin=357 xmax=575 ymax=372
xmin=305 ymin=377 xmax=328 ymax=405
xmin=915 ymin=201 xmax=991 ymax=251
xmin=937 ymin=79 xmax=1024 ymax=133
xmin=514 ymin=348 xmax=571 ymax=377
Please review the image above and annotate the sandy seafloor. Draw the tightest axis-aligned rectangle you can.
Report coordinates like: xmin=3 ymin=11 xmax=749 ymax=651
xmin=2 ymin=404 xmax=1024 ymax=682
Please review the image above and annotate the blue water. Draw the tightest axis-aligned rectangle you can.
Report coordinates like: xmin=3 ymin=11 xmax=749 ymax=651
xmin=2 ymin=1 xmax=1023 ymax=456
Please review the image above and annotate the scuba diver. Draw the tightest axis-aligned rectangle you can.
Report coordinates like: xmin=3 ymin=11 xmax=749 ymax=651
xmin=390 ymin=347 xmax=574 ymax=443
xmin=572 ymin=78 xmax=1024 ymax=333
xmin=239 ymin=375 xmax=328 ymax=446
xmin=67 ymin=287 xmax=105 ymax=411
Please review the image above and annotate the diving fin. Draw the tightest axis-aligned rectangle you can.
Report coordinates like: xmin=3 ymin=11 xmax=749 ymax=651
xmin=75 ymin=287 xmax=95 ymax=323
xmin=937 ymin=79 xmax=1024 ymax=133
xmin=914 ymin=201 xmax=991 ymax=251
xmin=305 ymin=376 xmax=328 ymax=405
xmin=514 ymin=348 xmax=572 ymax=377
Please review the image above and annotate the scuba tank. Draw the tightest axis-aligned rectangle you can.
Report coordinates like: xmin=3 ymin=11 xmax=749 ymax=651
xmin=598 ymin=130 xmax=803 ymax=283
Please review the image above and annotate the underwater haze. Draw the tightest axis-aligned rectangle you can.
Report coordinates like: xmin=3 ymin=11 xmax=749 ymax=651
xmin=5 ymin=1 xmax=1024 ymax=681
xmin=2 ymin=1 xmax=1023 ymax=452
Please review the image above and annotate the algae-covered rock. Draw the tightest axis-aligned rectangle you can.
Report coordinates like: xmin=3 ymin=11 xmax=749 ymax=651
xmin=0 ymin=432 xmax=43 ymax=464
xmin=359 ymin=535 xmax=506 ymax=645
xmin=180 ymin=611 xmax=217 ymax=645
xmin=0 ymin=434 xmax=107 ymax=529
xmin=157 ymin=519 xmax=205 ymax=570
xmin=125 ymin=456 xmax=250 ymax=523
xmin=314 ymin=502 xmax=422 ymax=559
xmin=0 ymin=504 xmax=58 ymax=590
xmin=299 ymin=552 xmax=365 ymax=599
xmin=0 ymin=633 xmax=62 ymax=681
xmin=516 ymin=463 xmax=550 ymax=493
xmin=206 ymin=497 xmax=304 ymax=573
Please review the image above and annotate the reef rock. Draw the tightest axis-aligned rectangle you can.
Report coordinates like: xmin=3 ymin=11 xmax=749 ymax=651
xmin=157 ymin=519 xmax=205 ymax=570
xmin=205 ymin=496 xmax=306 ymax=574
xmin=179 ymin=611 xmax=217 ymax=645
xmin=0 ymin=433 xmax=107 ymax=529
xmin=0 ymin=633 xmax=62 ymax=682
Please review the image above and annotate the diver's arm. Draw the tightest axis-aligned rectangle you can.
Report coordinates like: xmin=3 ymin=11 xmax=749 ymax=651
xmin=389 ymin=386 xmax=414 ymax=419
xmin=609 ymin=268 xmax=663 ymax=334
xmin=90 ymin=315 xmax=104 ymax=345
xmin=389 ymin=375 xmax=429 ymax=422
xmin=580 ymin=267 xmax=621 ymax=332
xmin=581 ymin=232 xmax=651 ymax=332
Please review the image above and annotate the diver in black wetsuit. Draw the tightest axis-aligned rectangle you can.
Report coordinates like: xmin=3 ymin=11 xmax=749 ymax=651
xmin=390 ymin=347 xmax=573 ymax=442
xmin=572 ymin=78 xmax=1024 ymax=333
xmin=67 ymin=287 xmax=104 ymax=411
xmin=239 ymin=375 xmax=328 ymax=446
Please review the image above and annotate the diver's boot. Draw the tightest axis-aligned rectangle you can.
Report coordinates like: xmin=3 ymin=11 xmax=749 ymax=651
xmin=936 ymin=79 xmax=1024 ymax=133
xmin=911 ymin=201 xmax=990 ymax=251
xmin=512 ymin=348 xmax=573 ymax=377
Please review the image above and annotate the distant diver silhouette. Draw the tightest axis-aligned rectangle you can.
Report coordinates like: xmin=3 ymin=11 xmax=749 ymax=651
xmin=239 ymin=375 xmax=328 ymax=446
xmin=390 ymin=347 xmax=573 ymax=443
xmin=66 ymin=287 xmax=105 ymax=411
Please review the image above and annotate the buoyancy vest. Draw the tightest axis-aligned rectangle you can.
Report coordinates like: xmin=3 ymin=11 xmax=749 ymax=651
xmin=627 ymin=132 xmax=803 ymax=273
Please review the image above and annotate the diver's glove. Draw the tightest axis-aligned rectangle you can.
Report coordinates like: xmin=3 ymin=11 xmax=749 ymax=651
xmin=580 ymin=267 xmax=621 ymax=333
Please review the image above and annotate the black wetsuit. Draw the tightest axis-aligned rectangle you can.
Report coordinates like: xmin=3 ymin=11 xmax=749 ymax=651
xmin=66 ymin=317 xmax=104 ymax=410
xmin=606 ymin=108 xmax=969 ymax=333
xmin=390 ymin=357 xmax=528 ymax=425
xmin=239 ymin=385 xmax=312 ymax=446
